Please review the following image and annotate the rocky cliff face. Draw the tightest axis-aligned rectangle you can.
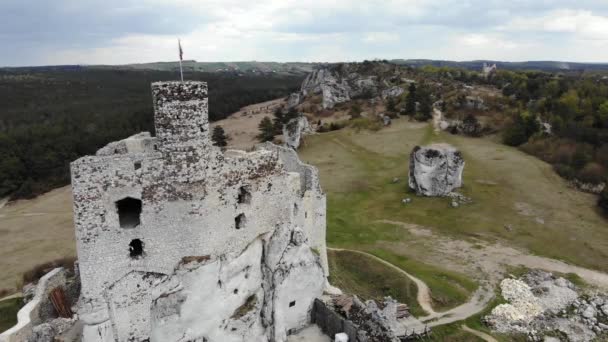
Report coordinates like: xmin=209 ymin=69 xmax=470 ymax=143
xmin=291 ymin=65 xmax=393 ymax=110
xmin=283 ymin=115 xmax=312 ymax=149
xmin=149 ymin=226 xmax=325 ymax=342
xmin=409 ymin=144 xmax=464 ymax=196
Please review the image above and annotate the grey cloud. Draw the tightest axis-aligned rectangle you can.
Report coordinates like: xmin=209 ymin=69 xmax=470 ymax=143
xmin=0 ymin=0 xmax=205 ymax=47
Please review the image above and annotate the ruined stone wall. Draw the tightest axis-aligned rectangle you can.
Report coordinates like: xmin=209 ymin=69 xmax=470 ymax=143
xmin=71 ymin=81 xmax=328 ymax=342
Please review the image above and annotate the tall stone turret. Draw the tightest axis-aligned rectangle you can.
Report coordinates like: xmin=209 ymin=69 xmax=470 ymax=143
xmin=70 ymin=81 xmax=328 ymax=342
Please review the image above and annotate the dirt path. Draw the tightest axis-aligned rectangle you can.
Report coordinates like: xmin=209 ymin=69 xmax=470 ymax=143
xmin=210 ymin=98 xmax=286 ymax=150
xmin=330 ymin=220 xmax=608 ymax=331
xmin=328 ymin=247 xmax=437 ymax=316
xmin=462 ymin=325 xmax=499 ymax=342
xmin=0 ymin=293 xmax=22 ymax=302
xmin=0 ymin=197 xmax=8 ymax=210
xmin=328 ymin=247 xmax=495 ymax=328
xmin=378 ymin=219 xmax=608 ymax=290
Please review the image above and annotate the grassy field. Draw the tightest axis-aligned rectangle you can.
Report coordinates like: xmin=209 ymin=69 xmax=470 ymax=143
xmin=0 ymin=186 xmax=75 ymax=292
xmin=300 ymin=117 xmax=608 ymax=275
xmin=0 ymin=298 xmax=22 ymax=333
xmin=328 ymin=249 xmax=425 ymax=317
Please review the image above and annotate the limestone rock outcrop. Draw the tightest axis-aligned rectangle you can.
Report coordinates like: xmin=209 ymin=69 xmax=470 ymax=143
xmin=381 ymin=86 xmax=404 ymax=99
xmin=283 ymin=115 xmax=312 ymax=149
xmin=484 ymin=271 xmax=608 ymax=341
xmin=299 ymin=67 xmax=383 ymax=109
xmin=408 ymin=144 xmax=464 ymax=196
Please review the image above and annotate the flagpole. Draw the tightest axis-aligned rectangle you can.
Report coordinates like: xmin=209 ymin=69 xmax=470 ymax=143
xmin=178 ymin=39 xmax=184 ymax=82
xmin=179 ymin=58 xmax=184 ymax=82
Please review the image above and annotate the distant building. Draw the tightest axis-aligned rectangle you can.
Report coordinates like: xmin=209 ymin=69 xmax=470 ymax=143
xmin=482 ymin=63 xmax=497 ymax=78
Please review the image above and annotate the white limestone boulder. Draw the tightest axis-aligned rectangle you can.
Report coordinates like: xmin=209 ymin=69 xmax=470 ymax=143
xmin=381 ymin=86 xmax=404 ymax=99
xmin=283 ymin=116 xmax=313 ymax=150
xmin=408 ymin=144 xmax=464 ymax=196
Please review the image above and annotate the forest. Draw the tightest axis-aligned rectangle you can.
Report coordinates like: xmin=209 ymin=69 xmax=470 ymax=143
xmin=0 ymin=68 xmax=302 ymax=199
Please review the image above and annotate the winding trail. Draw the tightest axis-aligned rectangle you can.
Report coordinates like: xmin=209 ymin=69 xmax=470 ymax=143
xmin=328 ymin=247 xmax=437 ymax=316
xmin=379 ymin=219 xmax=608 ymax=290
xmin=327 ymin=247 xmax=494 ymax=327
xmin=462 ymin=325 xmax=499 ymax=342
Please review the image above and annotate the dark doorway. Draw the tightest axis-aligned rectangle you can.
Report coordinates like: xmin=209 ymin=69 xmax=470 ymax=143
xmin=116 ymin=197 xmax=142 ymax=228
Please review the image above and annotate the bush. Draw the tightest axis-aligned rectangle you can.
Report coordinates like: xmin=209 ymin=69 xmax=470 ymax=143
xmin=577 ymin=163 xmax=606 ymax=184
xmin=317 ymin=121 xmax=347 ymax=133
xmin=22 ymin=256 xmax=76 ymax=284
xmin=503 ymin=112 xmax=540 ymax=146
xmin=599 ymin=188 xmax=608 ymax=214
xmin=553 ymin=164 xmax=576 ymax=180
xmin=349 ymin=118 xmax=383 ymax=132
xmin=596 ymin=145 xmax=608 ymax=168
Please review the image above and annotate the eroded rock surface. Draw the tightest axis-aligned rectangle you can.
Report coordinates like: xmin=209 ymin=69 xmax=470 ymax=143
xmin=283 ymin=115 xmax=312 ymax=149
xmin=408 ymin=144 xmax=464 ymax=196
xmin=485 ymin=271 xmax=608 ymax=342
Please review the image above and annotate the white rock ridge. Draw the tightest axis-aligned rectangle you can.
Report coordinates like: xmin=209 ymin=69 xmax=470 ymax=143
xmin=408 ymin=144 xmax=465 ymax=196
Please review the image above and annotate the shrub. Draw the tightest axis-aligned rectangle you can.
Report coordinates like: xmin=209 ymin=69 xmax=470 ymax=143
xmin=349 ymin=103 xmax=363 ymax=119
xmin=22 ymin=256 xmax=76 ymax=284
xmin=503 ymin=112 xmax=540 ymax=146
xmin=577 ymin=163 xmax=606 ymax=184
xmin=596 ymin=145 xmax=608 ymax=168
xmin=349 ymin=118 xmax=383 ymax=132
xmin=0 ymin=288 xmax=13 ymax=298
xmin=599 ymin=188 xmax=608 ymax=214
xmin=553 ymin=164 xmax=576 ymax=180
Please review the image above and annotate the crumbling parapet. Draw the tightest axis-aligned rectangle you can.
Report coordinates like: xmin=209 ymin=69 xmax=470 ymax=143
xmin=70 ymin=81 xmax=328 ymax=342
xmin=0 ymin=268 xmax=69 ymax=342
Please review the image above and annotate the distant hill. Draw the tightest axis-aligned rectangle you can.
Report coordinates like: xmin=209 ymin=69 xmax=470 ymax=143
xmin=390 ymin=59 xmax=608 ymax=72
xmin=88 ymin=61 xmax=323 ymax=76
xmin=4 ymin=59 xmax=608 ymax=75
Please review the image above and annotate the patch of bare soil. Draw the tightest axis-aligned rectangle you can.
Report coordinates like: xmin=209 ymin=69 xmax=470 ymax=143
xmin=377 ymin=220 xmax=608 ymax=290
xmin=210 ymin=98 xmax=286 ymax=150
xmin=0 ymin=186 xmax=75 ymax=291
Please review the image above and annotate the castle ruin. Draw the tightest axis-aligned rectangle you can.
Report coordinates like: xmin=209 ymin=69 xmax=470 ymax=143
xmin=70 ymin=81 xmax=328 ymax=342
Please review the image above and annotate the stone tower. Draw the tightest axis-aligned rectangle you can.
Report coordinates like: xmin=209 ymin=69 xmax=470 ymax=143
xmin=71 ymin=81 xmax=328 ymax=342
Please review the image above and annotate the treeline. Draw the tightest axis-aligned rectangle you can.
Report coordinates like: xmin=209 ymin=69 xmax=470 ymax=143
xmin=409 ymin=65 xmax=608 ymax=213
xmin=0 ymin=69 xmax=302 ymax=199
xmin=489 ymin=71 xmax=608 ymax=183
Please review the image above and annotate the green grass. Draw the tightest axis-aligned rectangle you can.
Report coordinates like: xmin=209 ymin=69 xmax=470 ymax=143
xmin=0 ymin=298 xmax=22 ymax=333
xmin=299 ymin=117 xmax=608 ymax=338
xmin=300 ymin=121 xmax=478 ymax=311
xmin=369 ymin=249 xmax=477 ymax=312
xmin=300 ymin=118 xmax=608 ymax=274
xmin=328 ymin=249 xmax=425 ymax=317
xmin=428 ymin=292 xmax=526 ymax=342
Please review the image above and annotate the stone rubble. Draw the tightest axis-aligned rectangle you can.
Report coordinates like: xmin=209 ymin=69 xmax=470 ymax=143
xmin=485 ymin=270 xmax=608 ymax=342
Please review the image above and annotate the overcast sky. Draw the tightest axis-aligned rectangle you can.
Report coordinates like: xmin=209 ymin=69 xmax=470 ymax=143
xmin=2 ymin=0 xmax=608 ymax=66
